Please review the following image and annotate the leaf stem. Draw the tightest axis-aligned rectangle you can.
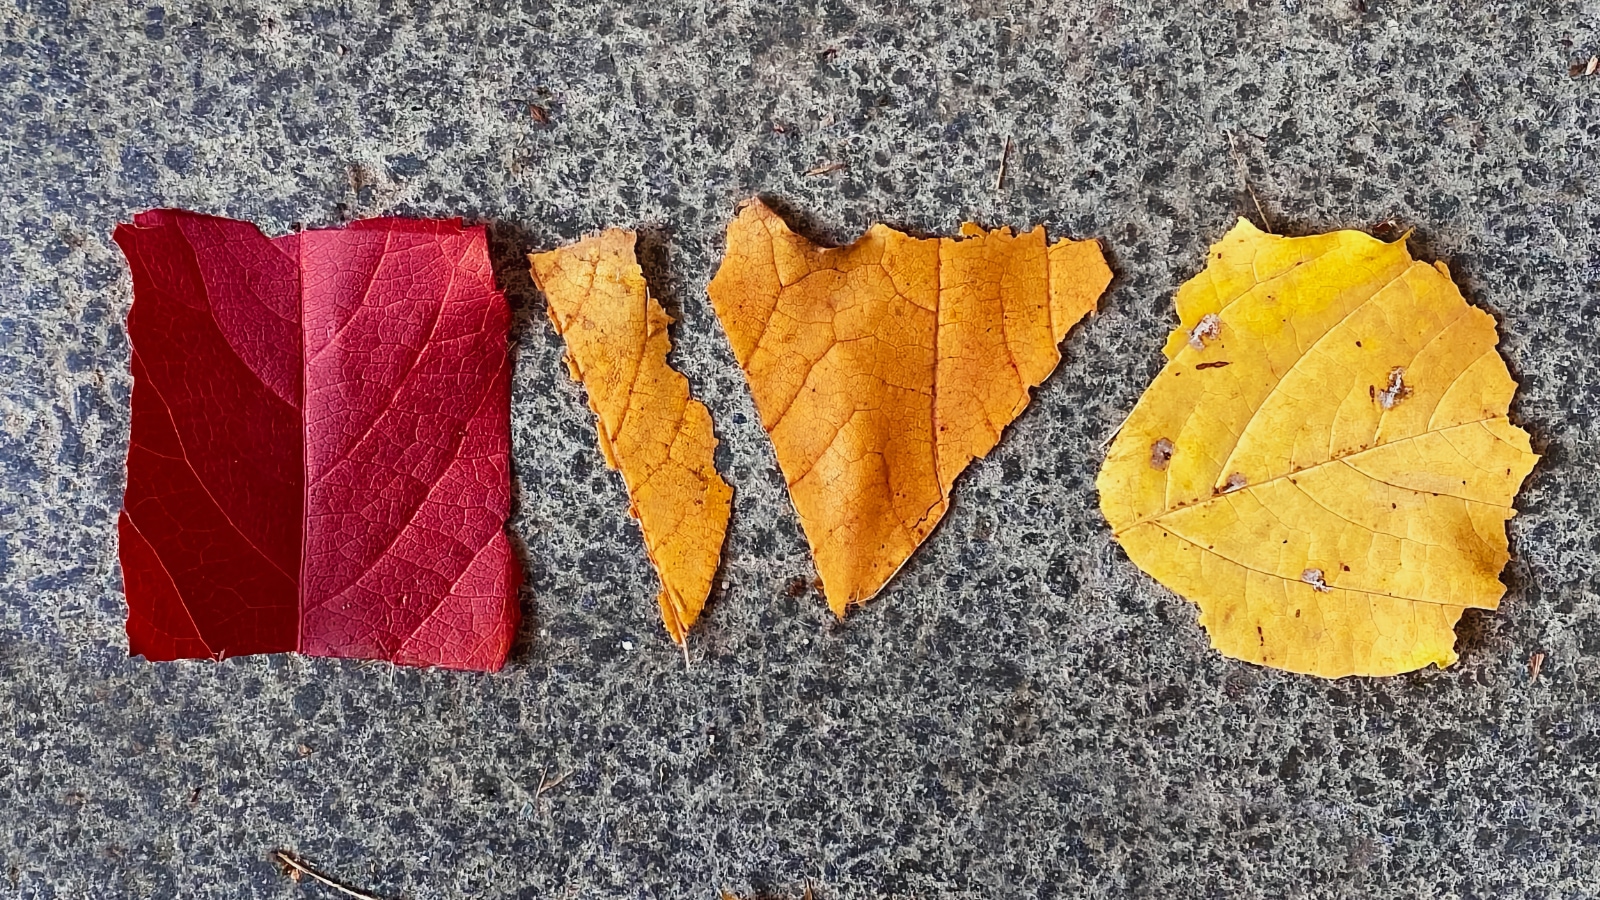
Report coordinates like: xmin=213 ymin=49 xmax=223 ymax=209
xmin=273 ymin=850 xmax=385 ymax=900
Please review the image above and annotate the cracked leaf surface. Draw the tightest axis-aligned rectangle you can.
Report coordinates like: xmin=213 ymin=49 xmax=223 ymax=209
xmin=1097 ymin=218 xmax=1539 ymax=677
xmin=531 ymin=231 xmax=733 ymax=643
xmin=708 ymin=199 xmax=1110 ymax=614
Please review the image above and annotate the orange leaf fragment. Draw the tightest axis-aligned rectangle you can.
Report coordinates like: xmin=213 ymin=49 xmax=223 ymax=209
xmin=531 ymin=231 xmax=733 ymax=644
xmin=708 ymin=199 xmax=1112 ymax=615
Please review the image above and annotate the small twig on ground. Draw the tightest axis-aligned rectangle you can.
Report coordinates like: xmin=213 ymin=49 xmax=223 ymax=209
xmin=273 ymin=851 xmax=385 ymax=900
xmin=1530 ymin=652 xmax=1546 ymax=682
xmin=537 ymin=770 xmax=573 ymax=797
xmin=996 ymin=136 xmax=1012 ymax=191
xmin=803 ymin=161 xmax=847 ymax=177
xmin=1227 ymin=131 xmax=1273 ymax=233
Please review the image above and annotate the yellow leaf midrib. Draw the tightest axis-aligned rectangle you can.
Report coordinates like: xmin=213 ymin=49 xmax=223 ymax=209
xmin=1135 ymin=524 xmax=1473 ymax=610
xmin=1169 ymin=258 xmax=1421 ymax=507
xmin=1111 ymin=414 xmax=1519 ymax=536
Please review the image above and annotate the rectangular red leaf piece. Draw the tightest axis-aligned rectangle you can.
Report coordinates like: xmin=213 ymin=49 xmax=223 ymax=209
xmin=114 ymin=211 xmax=520 ymax=670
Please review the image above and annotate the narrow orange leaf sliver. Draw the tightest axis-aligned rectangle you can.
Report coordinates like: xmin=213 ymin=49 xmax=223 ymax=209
xmin=531 ymin=231 xmax=733 ymax=644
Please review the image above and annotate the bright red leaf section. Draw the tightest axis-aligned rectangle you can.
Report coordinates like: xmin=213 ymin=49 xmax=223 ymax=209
xmin=115 ymin=211 xmax=519 ymax=670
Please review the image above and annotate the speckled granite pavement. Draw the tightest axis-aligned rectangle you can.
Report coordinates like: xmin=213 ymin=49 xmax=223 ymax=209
xmin=3 ymin=1 xmax=1600 ymax=897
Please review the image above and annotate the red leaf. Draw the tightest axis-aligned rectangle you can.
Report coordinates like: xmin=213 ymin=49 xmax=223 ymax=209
xmin=114 ymin=211 xmax=520 ymax=670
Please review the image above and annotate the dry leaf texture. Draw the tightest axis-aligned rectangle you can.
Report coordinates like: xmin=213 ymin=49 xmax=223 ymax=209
xmin=531 ymin=231 xmax=733 ymax=643
xmin=708 ymin=199 xmax=1111 ymax=614
xmin=1098 ymin=218 xmax=1539 ymax=677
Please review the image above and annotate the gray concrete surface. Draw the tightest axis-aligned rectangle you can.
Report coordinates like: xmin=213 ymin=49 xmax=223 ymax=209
xmin=3 ymin=0 xmax=1600 ymax=897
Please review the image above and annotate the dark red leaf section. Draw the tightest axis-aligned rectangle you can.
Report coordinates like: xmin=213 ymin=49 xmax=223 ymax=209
xmin=115 ymin=211 xmax=519 ymax=671
xmin=116 ymin=211 xmax=303 ymax=661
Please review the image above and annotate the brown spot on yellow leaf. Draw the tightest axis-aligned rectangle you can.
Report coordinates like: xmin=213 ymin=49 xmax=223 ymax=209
xmin=531 ymin=231 xmax=733 ymax=644
xmin=1098 ymin=218 xmax=1539 ymax=678
xmin=1377 ymin=365 xmax=1413 ymax=409
xmin=1187 ymin=312 xmax=1221 ymax=350
xmin=708 ymin=199 xmax=1111 ymax=615
xmin=1300 ymin=567 xmax=1331 ymax=592
xmin=1150 ymin=437 xmax=1175 ymax=471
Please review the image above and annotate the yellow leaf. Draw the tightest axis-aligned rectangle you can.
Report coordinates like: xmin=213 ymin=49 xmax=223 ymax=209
xmin=1098 ymin=218 xmax=1539 ymax=677
xmin=708 ymin=199 xmax=1111 ymax=615
xmin=530 ymin=231 xmax=733 ymax=644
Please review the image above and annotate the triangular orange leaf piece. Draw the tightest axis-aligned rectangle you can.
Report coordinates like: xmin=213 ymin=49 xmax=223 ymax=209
xmin=531 ymin=231 xmax=733 ymax=644
xmin=708 ymin=199 xmax=1112 ymax=615
xmin=1098 ymin=219 xmax=1540 ymax=677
